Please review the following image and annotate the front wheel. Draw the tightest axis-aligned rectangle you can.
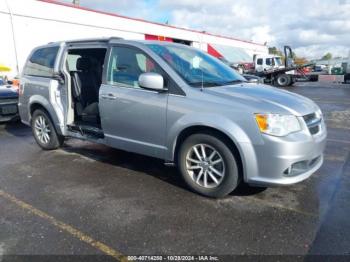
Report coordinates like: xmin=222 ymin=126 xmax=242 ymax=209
xmin=178 ymin=133 xmax=240 ymax=198
xmin=31 ymin=109 xmax=64 ymax=150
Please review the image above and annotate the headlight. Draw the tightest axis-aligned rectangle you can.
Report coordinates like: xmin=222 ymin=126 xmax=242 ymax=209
xmin=255 ymin=114 xmax=301 ymax=136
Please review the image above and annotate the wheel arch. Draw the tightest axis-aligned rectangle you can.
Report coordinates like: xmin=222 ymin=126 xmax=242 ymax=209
xmin=29 ymin=99 xmax=64 ymax=135
xmin=173 ymin=125 xmax=244 ymax=179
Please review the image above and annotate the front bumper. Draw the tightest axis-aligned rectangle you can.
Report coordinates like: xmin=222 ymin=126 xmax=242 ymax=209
xmin=0 ymin=98 xmax=19 ymax=122
xmin=241 ymin=118 xmax=327 ymax=186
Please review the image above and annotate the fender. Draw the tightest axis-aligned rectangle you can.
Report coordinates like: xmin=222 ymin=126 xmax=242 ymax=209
xmin=28 ymin=94 xmax=65 ymax=135
xmin=166 ymin=113 xmax=255 ymax=160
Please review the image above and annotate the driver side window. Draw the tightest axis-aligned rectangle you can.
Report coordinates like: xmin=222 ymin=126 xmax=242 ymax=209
xmin=107 ymin=46 xmax=159 ymax=88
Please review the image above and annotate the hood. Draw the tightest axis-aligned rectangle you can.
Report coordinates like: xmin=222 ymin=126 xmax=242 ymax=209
xmin=204 ymin=83 xmax=319 ymax=116
xmin=0 ymin=85 xmax=19 ymax=98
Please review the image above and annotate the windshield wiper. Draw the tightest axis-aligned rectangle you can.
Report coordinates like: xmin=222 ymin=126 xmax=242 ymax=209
xmin=221 ymin=79 xmax=245 ymax=85
xmin=189 ymin=79 xmax=245 ymax=87
xmin=189 ymin=81 xmax=223 ymax=87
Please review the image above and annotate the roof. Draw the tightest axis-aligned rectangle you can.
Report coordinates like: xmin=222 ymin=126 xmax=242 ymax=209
xmin=49 ymin=38 xmax=193 ymax=48
xmin=38 ymin=0 xmax=265 ymax=47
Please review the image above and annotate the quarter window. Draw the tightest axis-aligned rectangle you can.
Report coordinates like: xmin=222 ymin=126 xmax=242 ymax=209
xmin=257 ymin=58 xmax=263 ymax=65
xmin=107 ymin=46 xmax=160 ymax=88
xmin=66 ymin=54 xmax=81 ymax=71
xmin=23 ymin=46 xmax=59 ymax=77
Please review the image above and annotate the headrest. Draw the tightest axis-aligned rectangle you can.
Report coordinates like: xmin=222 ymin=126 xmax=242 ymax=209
xmin=76 ymin=57 xmax=91 ymax=71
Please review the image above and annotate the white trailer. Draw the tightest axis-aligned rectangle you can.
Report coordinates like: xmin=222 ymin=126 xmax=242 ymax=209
xmin=0 ymin=0 xmax=268 ymax=78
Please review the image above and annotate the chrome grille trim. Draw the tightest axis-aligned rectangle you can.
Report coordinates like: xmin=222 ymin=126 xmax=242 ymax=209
xmin=303 ymin=112 xmax=322 ymax=135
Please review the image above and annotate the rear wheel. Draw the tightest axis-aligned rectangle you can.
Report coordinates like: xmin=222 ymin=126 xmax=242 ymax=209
xmin=276 ymin=74 xmax=292 ymax=87
xmin=31 ymin=109 xmax=64 ymax=150
xmin=178 ymin=133 xmax=240 ymax=198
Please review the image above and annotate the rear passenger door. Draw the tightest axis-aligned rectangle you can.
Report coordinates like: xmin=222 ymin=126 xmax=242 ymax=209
xmin=99 ymin=45 xmax=168 ymax=158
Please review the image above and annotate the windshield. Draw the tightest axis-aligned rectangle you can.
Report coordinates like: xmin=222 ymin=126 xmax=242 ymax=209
xmin=147 ymin=44 xmax=246 ymax=87
xmin=275 ymin=57 xmax=283 ymax=66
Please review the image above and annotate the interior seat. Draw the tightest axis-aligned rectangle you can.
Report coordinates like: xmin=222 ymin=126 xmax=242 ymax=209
xmin=113 ymin=50 xmax=143 ymax=86
xmin=71 ymin=57 xmax=100 ymax=123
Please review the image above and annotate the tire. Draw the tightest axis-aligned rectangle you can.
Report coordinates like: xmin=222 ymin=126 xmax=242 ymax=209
xmin=276 ymin=74 xmax=291 ymax=87
xmin=288 ymin=78 xmax=295 ymax=86
xmin=178 ymin=133 xmax=240 ymax=198
xmin=31 ymin=109 xmax=64 ymax=150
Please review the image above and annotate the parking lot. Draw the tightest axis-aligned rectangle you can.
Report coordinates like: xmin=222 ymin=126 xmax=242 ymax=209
xmin=0 ymin=83 xmax=350 ymax=260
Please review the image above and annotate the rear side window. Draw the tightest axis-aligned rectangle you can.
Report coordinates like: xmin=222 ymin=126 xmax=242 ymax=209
xmin=24 ymin=46 xmax=59 ymax=77
xmin=257 ymin=58 xmax=263 ymax=65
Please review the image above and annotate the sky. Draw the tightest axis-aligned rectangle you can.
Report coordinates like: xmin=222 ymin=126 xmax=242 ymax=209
xmin=60 ymin=0 xmax=350 ymax=59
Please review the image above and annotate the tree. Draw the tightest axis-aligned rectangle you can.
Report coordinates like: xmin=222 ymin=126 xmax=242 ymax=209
xmin=268 ymin=46 xmax=283 ymax=57
xmin=322 ymin=53 xmax=332 ymax=60
xmin=294 ymin=56 xmax=308 ymax=66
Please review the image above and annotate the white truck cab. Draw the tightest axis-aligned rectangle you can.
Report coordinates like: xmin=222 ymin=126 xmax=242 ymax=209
xmin=254 ymin=55 xmax=284 ymax=72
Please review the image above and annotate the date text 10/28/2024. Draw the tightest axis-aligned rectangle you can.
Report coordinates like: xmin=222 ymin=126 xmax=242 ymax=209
xmin=127 ymin=256 xmax=219 ymax=261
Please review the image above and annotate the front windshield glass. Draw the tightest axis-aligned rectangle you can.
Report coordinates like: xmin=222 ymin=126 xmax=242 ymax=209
xmin=147 ymin=44 xmax=246 ymax=87
xmin=275 ymin=57 xmax=283 ymax=66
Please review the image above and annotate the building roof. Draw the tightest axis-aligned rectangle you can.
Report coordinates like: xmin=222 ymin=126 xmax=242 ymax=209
xmin=38 ymin=0 xmax=265 ymax=47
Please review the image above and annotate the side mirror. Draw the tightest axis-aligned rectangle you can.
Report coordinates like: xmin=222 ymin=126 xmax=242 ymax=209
xmin=7 ymin=80 xmax=13 ymax=85
xmin=138 ymin=72 xmax=166 ymax=92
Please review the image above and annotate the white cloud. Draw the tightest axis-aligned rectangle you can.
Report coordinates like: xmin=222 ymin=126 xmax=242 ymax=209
xmin=160 ymin=0 xmax=350 ymax=58
xmin=61 ymin=0 xmax=350 ymax=59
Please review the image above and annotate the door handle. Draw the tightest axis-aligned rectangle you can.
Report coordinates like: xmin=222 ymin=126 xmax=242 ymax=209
xmin=101 ymin=93 xmax=117 ymax=100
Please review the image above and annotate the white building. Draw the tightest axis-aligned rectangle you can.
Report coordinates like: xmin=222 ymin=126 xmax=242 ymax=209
xmin=0 ymin=0 xmax=268 ymax=78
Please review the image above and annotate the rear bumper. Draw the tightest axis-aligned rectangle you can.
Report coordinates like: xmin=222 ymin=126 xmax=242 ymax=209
xmin=241 ymin=120 xmax=327 ymax=186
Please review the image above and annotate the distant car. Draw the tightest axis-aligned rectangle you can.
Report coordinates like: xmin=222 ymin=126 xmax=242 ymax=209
xmin=0 ymin=84 xmax=19 ymax=122
xmin=314 ymin=65 xmax=327 ymax=72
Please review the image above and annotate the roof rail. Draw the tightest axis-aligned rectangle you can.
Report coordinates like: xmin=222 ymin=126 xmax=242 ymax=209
xmin=108 ymin=37 xmax=124 ymax=42
xmin=48 ymin=37 xmax=124 ymax=45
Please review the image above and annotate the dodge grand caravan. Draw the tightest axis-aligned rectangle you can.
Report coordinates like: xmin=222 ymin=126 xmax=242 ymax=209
xmin=19 ymin=38 xmax=327 ymax=198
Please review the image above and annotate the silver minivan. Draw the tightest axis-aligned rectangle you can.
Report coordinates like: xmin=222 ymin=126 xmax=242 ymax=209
xmin=19 ymin=38 xmax=327 ymax=198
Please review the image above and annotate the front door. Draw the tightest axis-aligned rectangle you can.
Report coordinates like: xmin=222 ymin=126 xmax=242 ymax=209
xmin=99 ymin=45 xmax=168 ymax=158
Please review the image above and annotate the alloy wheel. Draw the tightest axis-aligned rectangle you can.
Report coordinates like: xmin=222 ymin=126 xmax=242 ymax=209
xmin=34 ymin=115 xmax=51 ymax=144
xmin=185 ymin=144 xmax=225 ymax=188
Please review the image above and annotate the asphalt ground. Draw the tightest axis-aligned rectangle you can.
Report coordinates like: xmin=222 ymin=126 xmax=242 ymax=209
xmin=0 ymin=82 xmax=350 ymax=261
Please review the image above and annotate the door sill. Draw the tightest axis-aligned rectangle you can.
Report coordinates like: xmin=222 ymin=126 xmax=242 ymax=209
xmin=68 ymin=123 xmax=104 ymax=139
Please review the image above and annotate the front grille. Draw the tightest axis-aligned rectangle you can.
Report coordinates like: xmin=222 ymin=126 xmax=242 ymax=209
xmin=303 ymin=112 xmax=322 ymax=135
xmin=309 ymin=125 xmax=319 ymax=135
xmin=303 ymin=113 xmax=316 ymax=123
xmin=0 ymin=98 xmax=18 ymax=105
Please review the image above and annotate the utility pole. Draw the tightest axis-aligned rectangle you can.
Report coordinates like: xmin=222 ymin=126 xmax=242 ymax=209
xmin=72 ymin=0 xmax=80 ymax=5
xmin=4 ymin=0 xmax=19 ymax=75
